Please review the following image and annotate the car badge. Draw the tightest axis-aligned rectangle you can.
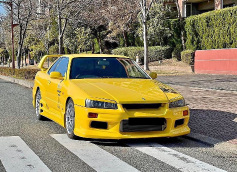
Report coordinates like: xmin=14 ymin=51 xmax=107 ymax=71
xmin=142 ymin=98 xmax=146 ymax=101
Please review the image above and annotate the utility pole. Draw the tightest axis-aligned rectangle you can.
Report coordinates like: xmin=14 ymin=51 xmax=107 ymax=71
xmin=0 ymin=0 xmax=18 ymax=70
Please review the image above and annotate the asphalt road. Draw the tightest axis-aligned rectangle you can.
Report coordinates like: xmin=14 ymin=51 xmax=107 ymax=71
xmin=0 ymin=78 xmax=236 ymax=172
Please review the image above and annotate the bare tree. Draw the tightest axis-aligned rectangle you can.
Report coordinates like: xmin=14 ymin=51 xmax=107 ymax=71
xmin=77 ymin=0 xmax=110 ymax=54
xmin=105 ymin=0 xmax=140 ymax=47
xmin=47 ymin=0 xmax=89 ymax=54
xmin=13 ymin=0 xmax=35 ymax=69
xmin=140 ymin=0 xmax=154 ymax=71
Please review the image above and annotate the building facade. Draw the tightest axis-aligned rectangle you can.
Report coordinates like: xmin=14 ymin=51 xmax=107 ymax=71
xmin=178 ymin=0 xmax=236 ymax=17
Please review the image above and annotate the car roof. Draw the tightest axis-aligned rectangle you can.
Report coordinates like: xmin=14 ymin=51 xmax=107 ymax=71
xmin=64 ymin=54 xmax=130 ymax=59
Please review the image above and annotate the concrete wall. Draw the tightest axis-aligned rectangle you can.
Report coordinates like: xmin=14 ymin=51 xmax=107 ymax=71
xmin=195 ymin=48 xmax=237 ymax=75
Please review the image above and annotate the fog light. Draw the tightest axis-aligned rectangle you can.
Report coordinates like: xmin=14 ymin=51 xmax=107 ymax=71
xmin=88 ymin=113 xmax=98 ymax=118
xmin=183 ymin=110 xmax=189 ymax=116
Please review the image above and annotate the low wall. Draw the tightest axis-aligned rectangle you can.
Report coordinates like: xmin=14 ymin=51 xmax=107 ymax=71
xmin=194 ymin=48 xmax=237 ymax=75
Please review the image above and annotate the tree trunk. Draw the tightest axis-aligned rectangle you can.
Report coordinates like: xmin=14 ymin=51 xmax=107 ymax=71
xmin=142 ymin=0 xmax=149 ymax=71
xmin=143 ymin=21 xmax=149 ymax=71
xmin=123 ymin=30 xmax=129 ymax=47
xmin=22 ymin=53 xmax=24 ymax=67
xmin=97 ymin=34 xmax=103 ymax=54
xmin=58 ymin=18 xmax=63 ymax=54
xmin=59 ymin=35 xmax=63 ymax=54
xmin=57 ymin=0 xmax=63 ymax=54
xmin=175 ymin=0 xmax=185 ymax=50
xmin=92 ymin=41 xmax=95 ymax=54
xmin=17 ymin=45 xmax=22 ymax=69
xmin=24 ymin=52 xmax=27 ymax=66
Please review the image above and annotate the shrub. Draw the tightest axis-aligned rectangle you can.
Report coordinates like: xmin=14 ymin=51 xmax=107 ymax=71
xmin=112 ymin=46 xmax=172 ymax=62
xmin=167 ymin=19 xmax=183 ymax=59
xmin=49 ymin=44 xmax=59 ymax=55
xmin=185 ymin=6 xmax=237 ymax=50
xmin=0 ymin=67 xmax=39 ymax=80
xmin=181 ymin=50 xmax=194 ymax=65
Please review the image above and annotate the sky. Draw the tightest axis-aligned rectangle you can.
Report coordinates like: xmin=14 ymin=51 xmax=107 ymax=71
xmin=0 ymin=5 xmax=6 ymax=15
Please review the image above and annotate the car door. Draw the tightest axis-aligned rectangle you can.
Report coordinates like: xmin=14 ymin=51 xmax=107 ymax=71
xmin=47 ymin=57 xmax=69 ymax=119
xmin=43 ymin=58 xmax=62 ymax=109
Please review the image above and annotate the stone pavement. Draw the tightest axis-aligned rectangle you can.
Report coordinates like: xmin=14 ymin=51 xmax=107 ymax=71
xmin=158 ymin=74 xmax=237 ymax=152
xmin=158 ymin=74 xmax=237 ymax=92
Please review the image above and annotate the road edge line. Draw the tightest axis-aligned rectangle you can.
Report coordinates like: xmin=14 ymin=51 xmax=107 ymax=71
xmin=0 ymin=75 xmax=34 ymax=88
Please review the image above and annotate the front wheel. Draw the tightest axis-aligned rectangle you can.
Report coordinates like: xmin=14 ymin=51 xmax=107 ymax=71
xmin=35 ymin=90 xmax=45 ymax=120
xmin=65 ymin=99 xmax=77 ymax=139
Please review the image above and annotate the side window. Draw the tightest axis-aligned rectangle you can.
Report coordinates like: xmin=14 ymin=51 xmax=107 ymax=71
xmin=54 ymin=57 xmax=69 ymax=77
xmin=48 ymin=58 xmax=62 ymax=75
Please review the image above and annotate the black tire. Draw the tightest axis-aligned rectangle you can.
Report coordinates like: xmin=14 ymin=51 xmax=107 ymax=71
xmin=35 ymin=90 xmax=45 ymax=120
xmin=65 ymin=99 xmax=77 ymax=139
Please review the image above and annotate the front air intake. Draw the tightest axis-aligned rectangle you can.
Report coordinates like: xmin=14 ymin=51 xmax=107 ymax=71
xmin=90 ymin=121 xmax=108 ymax=129
xmin=122 ymin=103 xmax=161 ymax=109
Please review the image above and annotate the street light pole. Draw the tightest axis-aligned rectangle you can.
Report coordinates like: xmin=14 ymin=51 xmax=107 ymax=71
xmin=0 ymin=0 xmax=16 ymax=69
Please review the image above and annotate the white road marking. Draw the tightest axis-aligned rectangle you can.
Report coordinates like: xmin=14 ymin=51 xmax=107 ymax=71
xmin=51 ymin=134 xmax=139 ymax=172
xmin=0 ymin=136 xmax=51 ymax=172
xmin=128 ymin=142 xmax=226 ymax=172
xmin=233 ymin=118 xmax=237 ymax=123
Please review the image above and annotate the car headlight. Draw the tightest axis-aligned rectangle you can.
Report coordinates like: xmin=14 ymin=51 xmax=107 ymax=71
xmin=85 ymin=99 xmax=118 ymax=109
xmin=169 ymin=99 xmax=185 ymax=108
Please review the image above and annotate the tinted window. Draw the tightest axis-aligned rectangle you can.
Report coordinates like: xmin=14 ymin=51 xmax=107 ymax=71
xmin=54 ymin=57 xmax=69 ymax=77
xmin=48 ymin=58 xmax=62 ymax=75
xmin=70 ymin=57 xmax=150 ymax=79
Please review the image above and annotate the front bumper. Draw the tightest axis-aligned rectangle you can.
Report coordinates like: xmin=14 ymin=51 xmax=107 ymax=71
xmin=73 ymin=104 xmax=190 ymax=139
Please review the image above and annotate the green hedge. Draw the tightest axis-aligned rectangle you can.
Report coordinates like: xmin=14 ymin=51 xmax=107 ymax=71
xmin=185 ymin=6 xmax=237 ymax=50
xmin=112 ymin=46 xmax=172 ymax=62
xmin=181 ymin=50 xmax=194 ymax=65
xmin=0 ymin=67 xmax=39 ymax=80
xmin=167 ymin=19 xmax=183 ymax=59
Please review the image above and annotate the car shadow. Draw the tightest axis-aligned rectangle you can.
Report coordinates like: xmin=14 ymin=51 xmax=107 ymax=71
xmin=189 ymin=109 xmax=237 ymax=143
xmin=86 ymin=109 xmax=236 ymax=148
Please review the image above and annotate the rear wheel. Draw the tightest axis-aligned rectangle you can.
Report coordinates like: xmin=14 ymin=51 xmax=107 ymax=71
xmin=35 ymin=90 xmax=45 ymax=120
xmin=65 ymin=99 xmax=77 ymax=139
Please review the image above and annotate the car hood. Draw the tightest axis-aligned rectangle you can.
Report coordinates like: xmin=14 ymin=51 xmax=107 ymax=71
xmin=70 ymin=79 xmax=179 ymax=104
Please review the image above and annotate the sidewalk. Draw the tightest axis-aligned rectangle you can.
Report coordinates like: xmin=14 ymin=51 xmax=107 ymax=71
xmin=158 ymin=74 xmax=237 ymax=92
xmin=0 ymin=75 xmax=34 ymax=88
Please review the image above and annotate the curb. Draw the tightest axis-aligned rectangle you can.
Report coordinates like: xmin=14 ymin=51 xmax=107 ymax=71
xmin=0 ymin=75 xmax=34 ymax=88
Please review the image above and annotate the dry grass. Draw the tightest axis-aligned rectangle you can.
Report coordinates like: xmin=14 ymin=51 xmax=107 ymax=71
xmin=147 ymin=58 xmax=193 ymax=75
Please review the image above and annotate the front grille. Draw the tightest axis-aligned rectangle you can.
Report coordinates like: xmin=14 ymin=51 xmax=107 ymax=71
xmin=122 ymin=103 xmax=162 ymax=109
xmin=120 ymin=118 xmax=166 ymax=132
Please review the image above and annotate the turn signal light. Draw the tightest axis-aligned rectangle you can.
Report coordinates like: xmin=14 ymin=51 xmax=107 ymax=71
xmin=88 ymin=113 xmax=98 ymax=118
xmin=183 ymin=110 xmax=189 ymax=116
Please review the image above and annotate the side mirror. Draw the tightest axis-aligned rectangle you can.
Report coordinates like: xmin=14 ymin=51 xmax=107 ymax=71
xmin=149 ymin=72 xmax=157 ymax=79
xmin=50 ymin=71 xmax=63 ymax=80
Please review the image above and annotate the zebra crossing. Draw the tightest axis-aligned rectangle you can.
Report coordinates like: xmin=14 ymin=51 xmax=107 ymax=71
xmin=0 ymin=135 xmax=227 ymax=172
xmin=0 ymin=136 xmax=50 ymax=172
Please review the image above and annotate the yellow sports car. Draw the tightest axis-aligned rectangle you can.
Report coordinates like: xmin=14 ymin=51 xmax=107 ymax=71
xmin=33 ymin=54 xmax=190 ymax=139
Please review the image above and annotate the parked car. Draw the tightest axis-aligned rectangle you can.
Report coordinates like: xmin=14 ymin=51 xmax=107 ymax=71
xmin=33 ymin=54 xmax=190 ymax=139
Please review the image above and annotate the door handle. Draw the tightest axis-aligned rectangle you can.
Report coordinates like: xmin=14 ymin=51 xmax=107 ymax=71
xmin=48 ymin=80 xmax=51 ymax=84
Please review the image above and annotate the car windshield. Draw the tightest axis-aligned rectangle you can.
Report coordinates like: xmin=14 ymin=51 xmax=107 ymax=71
xmin=70 ymin=57 xmax=150 ymax=79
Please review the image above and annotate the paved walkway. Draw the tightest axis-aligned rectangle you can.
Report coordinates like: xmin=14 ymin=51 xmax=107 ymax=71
xmin=158 ymin=74 xmax=237 ymax=92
